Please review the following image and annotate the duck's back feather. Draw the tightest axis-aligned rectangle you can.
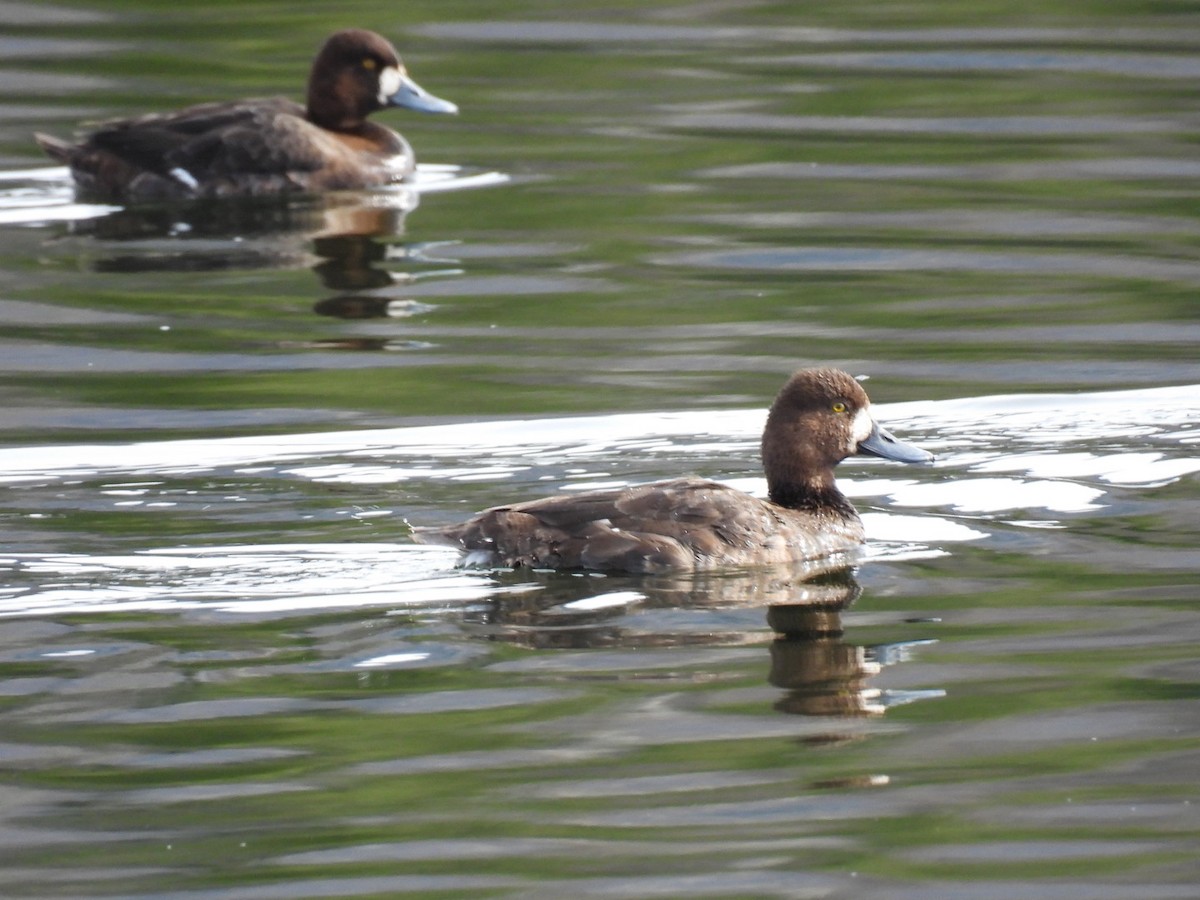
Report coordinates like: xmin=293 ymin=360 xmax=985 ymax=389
xmin=414 ymin=478 xmax=864 ymax=573
xmin=39 ymin=98 xmax=409 ymax=201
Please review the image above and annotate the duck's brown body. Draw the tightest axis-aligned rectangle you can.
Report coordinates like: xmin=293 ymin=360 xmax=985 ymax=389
xmin=430 ymin=478 xmax=865 ymax=575
xmin=414 ymin=369 xmax=933 ymax=573
xmin=35 ymin=29 xmax=456 ymax=202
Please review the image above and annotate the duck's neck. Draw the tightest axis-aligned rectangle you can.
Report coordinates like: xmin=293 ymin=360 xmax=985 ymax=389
xmin=760 ymin=409 xmax=858 ymax=520
xmin=767 ymin=477 xmax=857 ymax=519
xmin=308 ymin=103 xmax=365 ymax=133
xmin=307 ymin=74 xmax=371 ymax=133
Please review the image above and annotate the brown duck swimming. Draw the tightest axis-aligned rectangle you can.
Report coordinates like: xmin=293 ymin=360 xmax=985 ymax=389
xmin=413 ymin=368 xmax=934 ymax=573
xmin=34 ymin=29 xmax=457 ymax=202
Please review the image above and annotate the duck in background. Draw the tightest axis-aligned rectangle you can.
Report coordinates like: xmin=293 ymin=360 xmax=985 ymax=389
xmin=413 ymin=368 xmax=934 ymax=573
xmin=35 ymin=29 xmax=457 ymax=202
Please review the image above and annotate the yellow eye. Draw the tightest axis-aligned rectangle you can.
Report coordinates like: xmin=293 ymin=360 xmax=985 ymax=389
xmin=832 ymin=401 xmax=847 ymax=413
xmin=362 ymin=57 xmax=377 ymax=70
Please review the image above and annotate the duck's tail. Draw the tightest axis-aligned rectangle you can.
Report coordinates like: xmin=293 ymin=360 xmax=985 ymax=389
xmin=34 ymin=133 xmax=73 ymax=163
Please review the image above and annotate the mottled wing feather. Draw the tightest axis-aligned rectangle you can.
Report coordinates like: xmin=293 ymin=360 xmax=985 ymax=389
xmin=174 ymin=109 xmax=332 ymax=177
xmin=414 ymin=478 xmax=842 ymax=572
xmin=88 ymin=126 xmax=184 ymax=172
xmin=611 ymin=480 xmax=781 ymax=548
xmin=577 ymin=528 xmax=694 ymax=574
xmin=611 ymin=479 xmax=728 ymax=526
xmin=69 ymin=99 xmax=336 ymax=198
xmin=501 ymin=488 xmax=631 ymax=530
xmin=88 ymin=99 xmax=310 ymax=173
xmin=426 ymin=509 xmax=585 ymax=570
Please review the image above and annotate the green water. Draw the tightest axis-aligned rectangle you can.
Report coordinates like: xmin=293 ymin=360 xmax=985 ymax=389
xmin=0 ymin=0 xmax=1198 ymax=897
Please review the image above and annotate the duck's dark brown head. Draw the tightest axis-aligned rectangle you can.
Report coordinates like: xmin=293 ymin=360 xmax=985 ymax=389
xmin=761 ymin=368 xmax=931 ymax=510
xmin=306 ymin=29 xmax=457 ymax=132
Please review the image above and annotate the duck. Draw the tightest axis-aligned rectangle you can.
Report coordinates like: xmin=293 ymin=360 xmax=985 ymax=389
xmin=34 ymin=29 xmax=457 ymax=202
xmin=412 ymin=368 xmax=934 ymax=573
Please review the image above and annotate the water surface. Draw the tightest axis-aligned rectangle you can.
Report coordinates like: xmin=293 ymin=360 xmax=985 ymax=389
xmin=0 ymin=1 xmax=1197 ymax=897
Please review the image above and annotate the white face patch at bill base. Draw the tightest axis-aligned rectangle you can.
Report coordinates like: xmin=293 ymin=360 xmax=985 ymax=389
xmin=850 ymin=406 xmax=874 ymax=452
xmin=378 ymin=67 xmax=403 ymax=105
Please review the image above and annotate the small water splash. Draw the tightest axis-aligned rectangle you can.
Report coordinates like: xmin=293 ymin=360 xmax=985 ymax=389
xmin=410 ymin=163 xmax=510 ymax=193
xmin=0 ymin=163 xmax=507 ymax=228
xmin=0 ymin=543 xmax=506 ymax=618
xmin=0 ymin=166 xmax=71 ymax=183
xmin=0 ymin=166 xmax=118 ymax=226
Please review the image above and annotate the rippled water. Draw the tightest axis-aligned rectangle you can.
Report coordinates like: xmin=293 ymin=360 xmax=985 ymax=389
xmin=1 ymin=2 xmax=1198 ymax=897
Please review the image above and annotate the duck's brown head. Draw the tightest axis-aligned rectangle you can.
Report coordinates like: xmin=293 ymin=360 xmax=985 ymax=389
xmin=762 ymin=368 xmax=932 ymax=509
xmin=306 ymin=29 xmax=457 ymax=132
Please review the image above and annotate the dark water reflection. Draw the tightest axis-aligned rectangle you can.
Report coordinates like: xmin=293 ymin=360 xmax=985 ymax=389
xmin=31 ymin=180 xmax=474 ymax=332
xmin=1 ymin=1 xmax=1199 ymax=897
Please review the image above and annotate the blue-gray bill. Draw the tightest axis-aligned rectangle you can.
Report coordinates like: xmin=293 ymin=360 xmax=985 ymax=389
xmin=390 ymin=75 xmax=458 ymax=115
xmin=858 ymin=421 xmax=934 ymax=464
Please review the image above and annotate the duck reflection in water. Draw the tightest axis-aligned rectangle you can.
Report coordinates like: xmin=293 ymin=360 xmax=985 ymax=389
xmin=465 ymin=558 xmax=857 ymax=651
xmin=769 ymin=587 xmax=943 ymax=735
xmin=41 ymin=185 xmax=467 ymax=337
xmin=53 ymin=186 xmax=414 ymax=273
xmin=767 ymin=584 xmax=884 ymax=720
xmin=462 ymin=564 xmax=941 ymax=724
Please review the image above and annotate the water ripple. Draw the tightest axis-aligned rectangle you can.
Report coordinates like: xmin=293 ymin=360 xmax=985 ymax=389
xmin=666 ymin=112 xmax=1186 ymax=136
xmin=764 ymin=49 xmax=1200 ymax=78
xmin=651 ymin=245 xmax=1200 ymax=284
